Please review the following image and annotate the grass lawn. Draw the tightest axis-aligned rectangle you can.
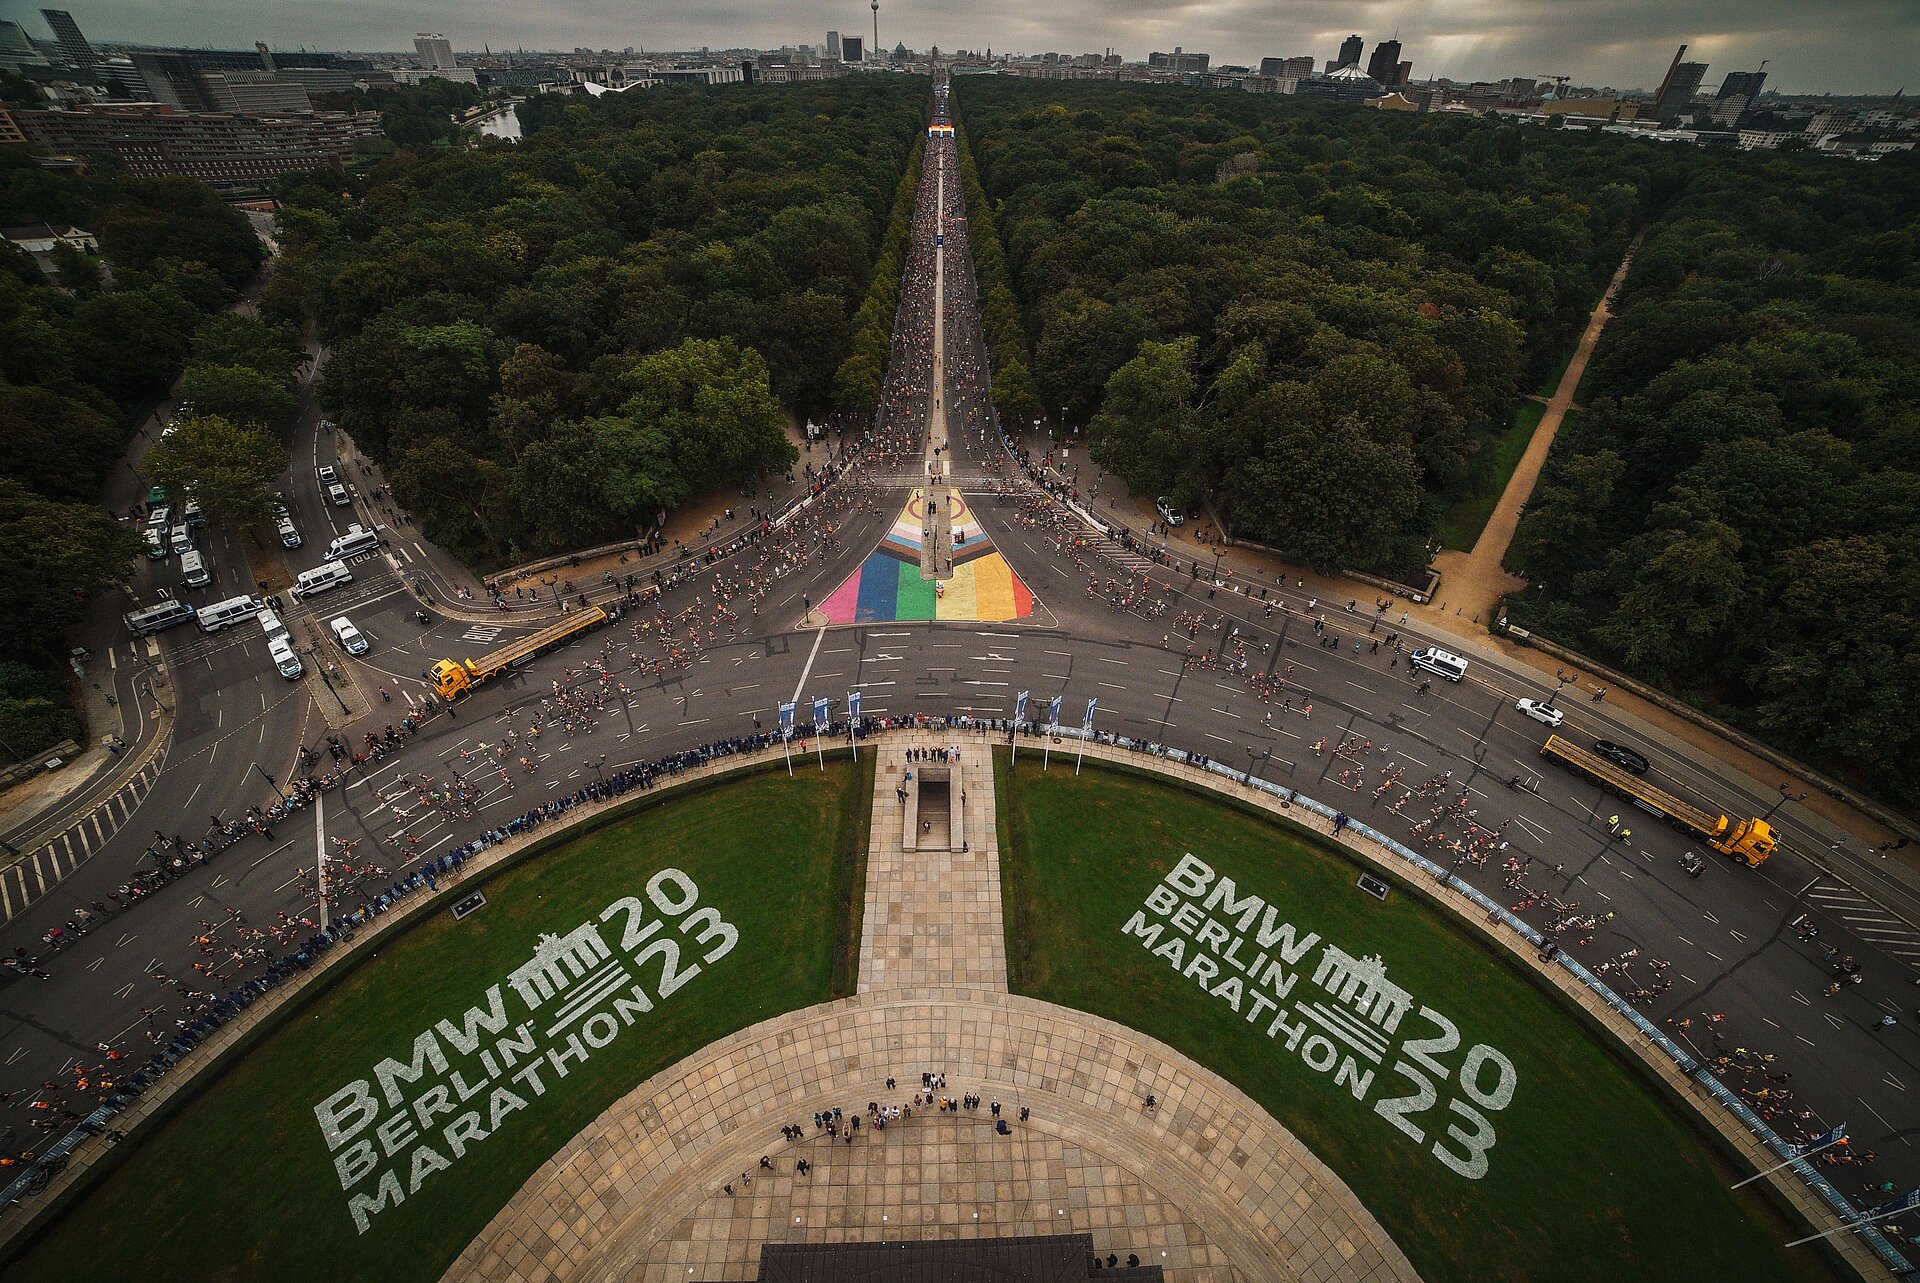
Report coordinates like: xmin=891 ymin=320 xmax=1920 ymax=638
xmin=8 ymin=760 xmax=870 ymax=1283
xmin=1436 ymin=401 xmax=1545 ymax=551
xmin=1000 ymin=756 xmax=1839 ymax=1283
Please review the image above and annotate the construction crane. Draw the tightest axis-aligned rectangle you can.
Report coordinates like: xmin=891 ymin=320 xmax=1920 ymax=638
xmin=1538 ymin=73 xmax=1570 ymax=96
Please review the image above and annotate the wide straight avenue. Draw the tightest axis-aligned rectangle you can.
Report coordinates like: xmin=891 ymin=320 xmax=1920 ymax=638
xmin=1 ymin=87 xmax=1917 ymax=1220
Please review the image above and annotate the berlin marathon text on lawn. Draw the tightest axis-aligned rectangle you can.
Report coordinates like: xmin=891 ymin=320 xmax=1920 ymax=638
xmin=312 ymin=868 xmax=737 ymax=1232
xmin=1124 ymin=853 xmax=1519 ymax=1178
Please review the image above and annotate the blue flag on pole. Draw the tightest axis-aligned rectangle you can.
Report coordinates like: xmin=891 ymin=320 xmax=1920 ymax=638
xmin=1048 ymin=694 xmax=1062 ymax=727
xmin=1083 ymin=698 xmax=1097 ymax=730
xmin=849 ymin=688 xmax=861 ymax=721
xmin=1014 ymin=690 xmax=1029 ymax=723
xmin=778 ymin=701 xmax=795 ymax=739
xmin=1868 ymin=1187 xmax=1920 ymax=1218
xmin=813 ymin=696 xmax=830 ymax=730
xmin=1792 ymin=1123 xmax=1847 ymax=1157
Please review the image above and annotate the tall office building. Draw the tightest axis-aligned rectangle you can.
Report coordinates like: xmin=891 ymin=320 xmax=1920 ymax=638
xmin=840 ymin=35 xmax=863 ymax=65
xmin=413 ymin=33 xmax=455 ymax=71
xmin=0 ymin=20 xmax=50 ymax=75
xmin=1718 ymin=68 xmax=1767 ymax=100
xmin=131 ymin=50 xmax=219 ymax=111
xmin=1365 ymin=40 xmax=1401 ymax=85
xmin=826 ymin=30 xmax=841 ymax=60
xmin=1396 ymin=60 xmax=1412 ymax=86
xmin=1337 ymin=35 xmax=1365 ymax=69
xmin=1257 ymin=56 xmax=1309 ymax=78
xmin=38 ymin=8 xmax=98 ymax=74
xmin=1657 ymin=60 xmax=1708 ymax=118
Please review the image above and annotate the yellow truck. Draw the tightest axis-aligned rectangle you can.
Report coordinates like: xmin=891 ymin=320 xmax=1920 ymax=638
xmin=1540 ymin=734 xmax=1777 ymax=867
xmin=431 ymin=606 xmax=610 ymax=701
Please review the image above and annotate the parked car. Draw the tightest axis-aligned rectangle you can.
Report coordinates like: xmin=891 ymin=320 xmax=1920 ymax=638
xmin=1155 ymin=497 xmax=1184 ymax=526
xmin=326 ymin=482 xmax=351 ymax=506
xmin=317 ymin=464 xmax=338 ymax=483
xmin=329 ymin=616 xmax=368 ymax=655
xmin=1515 ymin=697 xmax=1565 ymax=728
xmin=1592 ymin=740 xmax=1651 ymax=775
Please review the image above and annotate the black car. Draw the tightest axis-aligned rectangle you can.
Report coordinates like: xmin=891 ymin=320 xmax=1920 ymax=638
xmin=1593 ymin=740 xmax=1651 ymax=775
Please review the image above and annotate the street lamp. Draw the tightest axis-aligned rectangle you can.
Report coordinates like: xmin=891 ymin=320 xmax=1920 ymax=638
xmin=1762 ymin=781 xmax=1807 ymax=821
xmin=253 ymin=762 xmax=289 ymax=807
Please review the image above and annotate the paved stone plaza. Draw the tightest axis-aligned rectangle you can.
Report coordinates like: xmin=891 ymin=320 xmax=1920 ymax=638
xmin=448 ymin=733 xmax=1419 ymax=1283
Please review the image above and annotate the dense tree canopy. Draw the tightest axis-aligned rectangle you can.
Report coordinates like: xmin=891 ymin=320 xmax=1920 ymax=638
xmin=950 ymin=81 xmax=1657 ymax=574
xmin=1507 ymin=150 xmax=1920 ymax=801
xmin=0 ymin=148 xmax=268 ymax=758
xmin=284 ymin=78 xmax=927 ymax=563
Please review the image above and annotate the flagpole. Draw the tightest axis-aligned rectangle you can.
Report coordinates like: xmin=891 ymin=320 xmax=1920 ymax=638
xmin=1784 ymin=1200 xmax=1912 ymax=1249
xmin=1733 ymin=1136 xmax=1849 ymax=1187
xmin=1043 ymin=729 xmax=1052 ymax=771
xmin=782 ymin=731 xmax=793 ymax=777
xmin=1076 ymin=700 xmax=1095 ymax=775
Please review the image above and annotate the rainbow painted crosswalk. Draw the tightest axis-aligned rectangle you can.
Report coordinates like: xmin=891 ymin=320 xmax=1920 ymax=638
xmin=819 ymin=492 xmax=1036 ymax=625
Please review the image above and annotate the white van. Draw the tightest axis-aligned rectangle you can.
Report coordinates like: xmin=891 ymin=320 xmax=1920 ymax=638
xmin=277 ymin=516 xmax=302 ymax=549
xmin=324 ymin=525 xmax=379 ymax=561
xmin=179 ymin=548 xmax=209 ymax=587
xmin=169 ymin=523 xmax=193 ymax=555
xmin=1409 ymin=647 xmax=1469 ymax=682
xmin=330 ymin=616 xmax=369 ymax=655
xmin=256 ymin=607 xmax=290 ymax=644
xmin=268 ymin=635 xmax=305 ymax=679
xmin=124 ymin=598 xmax=196 ymax=637
xmin=291 ymin=560 xmax=353 ymax=599
xmin=198 ymin=594 xmax=264 ymax=632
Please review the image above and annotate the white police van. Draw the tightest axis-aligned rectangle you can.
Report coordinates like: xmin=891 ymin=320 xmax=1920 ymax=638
xmin=197 ymin=594 xmax=265 ymax=632
xmin=1409 ymin=647 xmax=1469 ymax=682
xmin=291 ymin=561 xmax=352 ymax=599
xmin=124 ymin=598 xmax=196 ymax=637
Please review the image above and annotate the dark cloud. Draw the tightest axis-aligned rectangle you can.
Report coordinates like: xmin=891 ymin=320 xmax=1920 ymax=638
xmin=41 ymin=0 xmax=1915 ymax=94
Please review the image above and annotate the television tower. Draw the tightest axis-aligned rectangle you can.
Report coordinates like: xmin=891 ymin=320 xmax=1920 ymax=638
xmin=871 ymin=0 xmax=879 ymax=61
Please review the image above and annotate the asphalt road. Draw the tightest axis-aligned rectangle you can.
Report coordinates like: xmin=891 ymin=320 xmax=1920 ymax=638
xmin=0 ymin=108 xmax=1915 ymax=1222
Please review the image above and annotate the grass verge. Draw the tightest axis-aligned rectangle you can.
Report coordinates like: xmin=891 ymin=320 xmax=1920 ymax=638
xmin=8 ymin=762 xmax=863 ymax=1283
xmin=1437 ymin=401 xmax=1546 ymax=551
xmin=1000 ymin=755 xmax=1838 ymax=1283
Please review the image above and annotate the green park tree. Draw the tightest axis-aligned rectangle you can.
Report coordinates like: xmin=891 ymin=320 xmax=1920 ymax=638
xmin=144 ymin=414 xmax=289 ymax=532
xmin=178 ymin=362 xmax=294 ymax=430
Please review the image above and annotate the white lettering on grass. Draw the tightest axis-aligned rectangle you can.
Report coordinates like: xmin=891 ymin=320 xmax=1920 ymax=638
xmin=1122 ymin=856 xmax=1520 ymax=1178
xmin=313 ymin=870 xmax=738 ymax=1233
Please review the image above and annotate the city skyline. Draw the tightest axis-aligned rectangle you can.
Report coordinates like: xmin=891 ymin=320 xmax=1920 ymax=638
xmin=13 ymin=0 xmax=1914 ymax=95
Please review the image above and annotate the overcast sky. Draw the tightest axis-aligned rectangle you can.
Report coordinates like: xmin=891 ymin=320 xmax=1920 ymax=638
xmin=22 ymin=0 xmax=1916 ymax=95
